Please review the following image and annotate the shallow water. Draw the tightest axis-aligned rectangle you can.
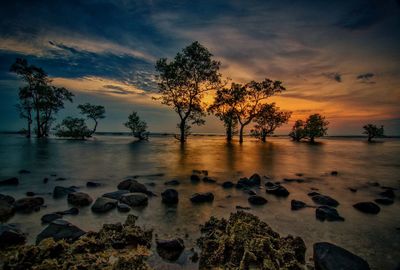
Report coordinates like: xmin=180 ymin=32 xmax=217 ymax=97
xmin=0 ymin=134 xmax=399 ymax=269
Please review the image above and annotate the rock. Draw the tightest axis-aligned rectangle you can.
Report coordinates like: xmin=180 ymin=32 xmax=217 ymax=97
xmin=102 ymin=190 xmax=129 ymax=200
xmin=156 ymin=238 xmax=185 ymax=261
xmin=19 ymin=169 xmax=30 ymax=174
xmin=0 ymin=194 xmax=15 ymax=205
xmin=291 ymin=200 xmax=307 ymax=210
xmin=266 ymin=183 xmax=290 ymax=197
xmin=314 ymin=242 xmax=370 ymax=270
xmin=374 ymin=198 xmax=394 ymax=205
xmin=316 ymin=206 xmax=345 ymax=221
xmin=67 ymin=192 xmax=93 ymax=207
xmin=190 ymin=192 xmax=214 ymax=203
xmin=265 ymin=181 xmax=276 ymax=188
xmin=26 ymin=191 xmax=35 ymax=196
xmin=222 ymin=181 xmax=234 ymax=188
xmin=118 ymin=179 xmax=153 ymax=196
xmin=164 ymin=180 xmax=180 ymax=186
xmin=41 ymin=213 xmax=63 ymax=223
xmin=190 ymin=174 xmax=201 ymax=182
xmin=117 ymin=203 xmax=131 ymax=212
xmin=86 ymin=181 xmax=101 ymax=187
xmin=349 ymin=188 xmax=357 ymax=192
xmin=331 ymin=171 xmax=338 ymax=176
xmin=243 ymin=189 xmax=256 ymax=196
xmin=36 ymin=219 xmax=86 ymax=244
xmin=367 ymin=181 xmax=380 ymax=187
xmin=236 ymin=177 xmax=254 ymax=188
xmin=120 ymin=193 xmax=148 ymax=207
xmin=91 ymin=197 xmax=117 ymax=213
xmin=201 ymin=170 xmax=208 ymax=176
xmin=308 ymin=191 xmax=320 ymax=197
xmin=43 ymin=177 xmax=49 ymax=183
xmin=249 ymin=173 xmax=261 ymax=185
xmin=380 ymin=189 xmax=395 ymax=199
xmin=53 ymin=186 xmax=76 ymax=198
xmin=190 ymin=251 xmax=199 ymax=263
xmin=0 ymin=202 xmax=15 ymax=222
xmin=0 ymin=224 xmax=26 ymax=248
xmin=236 ymin=205 xmax=251 ymax=210
xmin=203 ymin=177 xmax=217 ymax=183
xmin=14 ymin=197 xmax=44 ymax=213
xmin=117 ymin=179 xmax=134 ymax=190
xmin=248 ymin=195 xmax=268 ymax=205
xmin=161 ymin=189 xmax=179 ymax=204
xmin=0 ymin=177 xmax=19 ymax=186
xmin=55 ymin=207 xmax=79 ymax=216
xmin=55 ymin=177 xmax=67 ymax=181
xmin=353 ymin=202 xmax=380 ymax=214
xmin=311 ymin=195 xmax=339 ymax=207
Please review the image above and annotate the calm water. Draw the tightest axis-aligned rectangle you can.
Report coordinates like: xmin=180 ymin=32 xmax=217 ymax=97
xmin=0 ymin=134 xmax=399 ymax=269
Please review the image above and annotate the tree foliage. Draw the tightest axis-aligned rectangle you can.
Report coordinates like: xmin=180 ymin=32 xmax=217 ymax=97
xmin=363 ymin=124 xmax=384 ymax=142
xmin=54 ymin=117 xmax=92 ymax=140
xmin=124 ymin=111 xmax=149 ymax=140
xmin=304 ymin=114 xmax=329 ymax=143
xmin=289 ymin=120 xmax=306 ymax=142
xmin=155 ymin=41 xmax=222 ymax=143
xmin=78 ymin=103 xmax=106 ymax=135
xmin=251 ymin=103 xmax=291 ymax=142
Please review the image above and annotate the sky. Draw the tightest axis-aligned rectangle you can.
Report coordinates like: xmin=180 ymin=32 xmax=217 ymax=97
xmin=0 ymin=0 xmax=399 ymax=135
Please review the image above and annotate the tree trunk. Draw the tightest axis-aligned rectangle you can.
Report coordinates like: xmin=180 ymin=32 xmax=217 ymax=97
xmin=226 ymin=123 xmax=232 ymax=142
xmin=27 ymin=120 xmax=31 ymax=138
xmin=310 ymin=137 xmax=315 ymax=143
xmin=239 ymin=125 xmax=244 ymax=143
xmin=179 ymin=120 xmax=186 ymax=144
xmin=368 ymin=136 xmax=372 ymax=142
xmin=35 ymin=109 xmax=42 ymax=138
xmin=91 ymin=120 xmax=98 ymax=136
xmin=261 ymin=134 xmax=266 ymax=142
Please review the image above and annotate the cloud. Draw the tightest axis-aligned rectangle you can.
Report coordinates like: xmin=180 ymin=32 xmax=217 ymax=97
xmin=357 ymin=72 xmax=375 ymax=83
xmin=335 ymin=2 xmax=386 ymax=30
xmin=322 ymin=72 xmax=342 ymax=83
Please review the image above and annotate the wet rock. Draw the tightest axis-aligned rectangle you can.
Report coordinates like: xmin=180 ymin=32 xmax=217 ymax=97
xmin=161 ymin=189 xmax=179 ymax=204
xmin=222 ymin=181 xmax=234 ymax=188
xmin=201 ymin=170 xmax=208 ymax=176
xmin=19 ymin=169 xmax=30 ymax=174
xmin=102 ymin=190 xmax=129 ymax=200
xmin=374 ymin=198 xmax=394 ymax=205
xmin=265 ymin=181 xmax=276 ymax=188
xmin=36 ymin=219 xmax=86 ymax=244
xmin=190 ymin=192 xmax=214 ymax=203
xmin=236 ymin=205 xmax=251 ymax=210
xmin=0 ymin=224 xmax=26 ymax=248
xmin=120 ymin=193 xmax=148 ymax=207
xmin=248 ymin=195 xmax=268 ymax=205
xmin=291 ymin=200 xmax=307 ymax=210
xmin=26 ymin=191 xmax=35 ymax=196
xmin=55 ymin=177 xmax=67 ymax=181
xmin=190 ymin=250 xmax=199 ymax=262
xmin=86 ymin=181 xmax=101 ymax=187
xmin=266 ymin=183 xmax=290 ymax=197
xmin=14 ymin=197 xmax=44 ymax=213
xmin=316 ymin=206 xmax=345 ymax=221
xmin=53 ymin=186 xmax=76 ymax=198
xmin=203 ymin=177 xmax=217 ymax=183
xmin=349 ymin=188 xmax=357 ymax=192
xmin=331 ymin=171 xmax=338 ymax=176
xmin=43 ymin=177 xmax=49 ymax=183
xmin=311 ymin=195 xmax=339 ymax=207
xmin=91 ymin=197 xmax=117 ymax=213
xmin=190 ymin=174 xmax=201 ymax=182
xmin=308 ymin=191 xmax=320 ymax=196
xmin=236 ymin=177 xmax=255 ymax=189
xmin=0 ymin=202 xmax=15 ymax=222
xmin=67 ymin=192 xmax=93 ymax=207
xmin=243 ymin=189 xmax=256 ymax=196
xmin=0 ymin=194 xmax=15 ymax=205
xmin=156 ymin=238 xmax=185 ymax=261
xmin=117 ymin=203 xmax=131 ymax=212
xmin=164 ymin=180 xmax=180 ymax=186
xmin=295 ymin=173 xmax=304 ymax=177
xmin=41 ymin=213 xmax=63 ymax=223
xmin=118 ymin=179 xmax=152 ymax=196
xmin=55 ymin=207 xmax=79 ymax=216
xmin=197 ymin=211 xmax=306 ymax=269
xmin=117 ymin=178 xmax=135 ymax=190
xmin=380 ymin=189 xmax=395 ymax=199
xmin=314 ymin=242 xmax=370 ymax=270
xmin=353 ymin=202 xmax=380 ymax=214
xmin=0 ymin=177 xmax=19 ymax=186
xmin=249 ymin=173 xmax=261 ymax=185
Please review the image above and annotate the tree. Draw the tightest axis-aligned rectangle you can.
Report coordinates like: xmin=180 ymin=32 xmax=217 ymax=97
xmin=155 ymin=41 xmax=222 ymax=143
xmin=289 ymin=120 xmax=306 ymax=141
xmin=54 ymin=117 xmax=92 ymax=140
xmin=363 ymin=124 xmax=384 ymax=142
xmin=251 ymin=103 xmax=291 ymax=142
xmin=10 ymin=58 xmax=73 ymax=137
xmin=304 ymin=114 xmax=329 ymax=143
xmin=124 ymin=111 xmax=149 ymax=140
xmin=78 ymin=103 xmax=105 ymax=135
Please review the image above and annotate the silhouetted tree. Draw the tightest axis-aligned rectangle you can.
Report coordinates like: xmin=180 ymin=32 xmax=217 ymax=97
xmin=363 ymin=124 xmax=384 ymax=142
xmin=10 ymin=58 xmax=73 ymax=137
xmin=54 ymin=117 xmax=91 ymax=140
xmin=155 ymin=41 xmax=222 ymax=143
xmin=78 ymin=103 xmax=106 ymax=135
xmin=304 ymin=114 xmax=329 ymax=143
xmin=124 ymin=111 xmax=149 ymax=140
xmin=251 ymin=103 xmax=291 ymax=142
xmin=289 ymin=120 xmax=306 ymax=141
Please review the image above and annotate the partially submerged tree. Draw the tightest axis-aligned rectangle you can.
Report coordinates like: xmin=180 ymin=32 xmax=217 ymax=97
xmin=304 ymin=114 xmax=329 ymax=143
xmin=124 ymin=111 xmax=149 ymax=140
xmin=289 ymin=120 xmax=306 ymax=142
xmin=54 ymin=117 xmax=91 ymax=140
xmin=251 ymin=103 xmax=291 ymax=142
xmin=155 ymin=41 xmax=222 ymax=143
xmin=78 ymin=103 xmax=105 ymax=135
xmin=363 ymin=124 xmax=384 ymax=142
xmin=15 ymin=86 xmax=33 ymax=137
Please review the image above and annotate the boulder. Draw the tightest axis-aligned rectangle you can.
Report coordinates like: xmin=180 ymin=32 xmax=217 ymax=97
xmin=67 ymin=192 xmax=93 ymax=207
xmin=0 ymin=224 xmax=26 ymax=248
xmin=41 ymin=213 xmax=63 ymax=223
xmin=43 ymin=177 xmax=49 ymax=183
xmin=316 ymin=206 xmax=344 ymax=221
xmin=331 ymin=171 xmax=338 ymax=176
xmin=53 ymin=186 xmax=76 ymax=198
xmin=156 ymin=238 xmax=185 ymax=261
xmin=266 ymin=183 xmax=290 ymax=197
xmin=0 ymin=177 xmax=19 ymax=186
xmin=291 ymin=200 xmax=307 ymax=210
xmin=118 ymin=179 xmax=151 ymax=195
xmin=0 ymin=194 xmax=15 ymax=205
xmin=55 ymin=207 xmax=79 ymax=216
xmin=190 ymin=174 xmax=201 ymax=182
xmin=222 ymin=181 xmax=234 ymax=188
xmin=117 ymin=179 xmax=135 ymax=190
xmin=0 ymin=202 xmax=15 ymax=222
xmin=313 ymin=242 xmax=370 ymax=270
xmin=380 ymin=189 xmax=395 ymax=199
xmin=374 ymin=198 xmax=394 ymax=205
xmin=86 ymin=181 xmax=101 ymax=187
xmin=14 ymin=197 xmax=44 ymax=213
xmin=102 ymin=190 xmax=129 ymax=200
xmin=161 ymin=189 xmax=179 ymax=204
xmin=190 ymin=192 xmax=214 ymax=203
xmin=353 ymin=202 xmax=380 ymax=214
xmin=236 ymin=177 xmax=253 ymax=189
xmin=19 ymin=169 xmax=30 ymax=174
xmin=203 ymin=177 xmax=217 ymax=183
xmin=308 ymin=191 xmax=320 ymax=197
xmin=248 ymin=195 xmax=268 ymax=205
xmin=243 ymin=189 xmax=256 ymax=196
xmin=164 ymin=180 xmax=180 ymax=186
xmin=91 ymin=197 xmax=117 ymax=213
xmin=36 ymin=219 xmax=86 ymax=244
xmin=117 ymin=203 xmax=131 ymax=212
xmin=120 ymin=193 xmax=148 ymax=207
xmin=311 ymin=195 xmax=339 ymax=207
xmin=249 ymin=173 xmax=261 ymax=185
xmin=26 ymin=191 xmax=35 ymax=196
